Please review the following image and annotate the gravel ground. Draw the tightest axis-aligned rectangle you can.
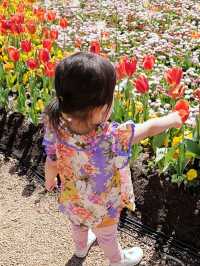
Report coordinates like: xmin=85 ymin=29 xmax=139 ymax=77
xmin=0 ymin=155 xmax=163 ymax=266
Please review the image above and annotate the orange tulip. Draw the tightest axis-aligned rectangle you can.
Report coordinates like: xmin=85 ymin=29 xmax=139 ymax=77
xmin=50 ymin=29 xmax=58 ymax=40
xmin=167 ymin=84 xmax=185 ymax=99
xmin=60 ymin=18 xmax=68 ymax=28
xmin=26 ymin=20 xmax=36 ymax=34
xmin=8 ymin=47 xmax=20 ymax=62
xmin=42 ymin=27 xmax=50 ymax=38
xmin=74 ymin=37 xmax=82 ymax=48
xmin=164 ymin=67 xmax=183 ymax=86
xmin=44 ymin=62 xmax=56 ymax=77
xmin=173 ymin=99 xmax=189 ymax=123
xmin=47 ymin=10 xmax=56 ymax=21
xmin=115 ymin=61 xmax=126 ymax=80
xmin=35 ymin=7 xmax=46 ymax=22
xmin=2 ymin=0 xmax=8 ymax=8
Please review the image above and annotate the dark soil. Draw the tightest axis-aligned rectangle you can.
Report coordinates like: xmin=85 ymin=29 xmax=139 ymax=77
xmin=129 ymin=154 xmax=200 ymax=251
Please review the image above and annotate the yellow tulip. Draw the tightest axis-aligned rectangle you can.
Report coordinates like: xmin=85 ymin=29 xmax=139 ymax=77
xmin=135 ymin=101 xmax=143 ymax=113
xmin=23 ymin=72 xmax=30 ymax=84
xmin=172 ymin=136 xmax=183 ymax=146
xmin=35 ymin=99 xmax=44 ymax=112
xmin=3 ymin=55 xmax=8 ymax=62
xmin=3 ymin=62 xmax=14 ymax=71
xmin=186 ymin=169 xmax=198 ymax=181
xmin=141 ymin=138 xmax=149 ymax=146
xmin=128 ymin=111 xmax=132 ymax=117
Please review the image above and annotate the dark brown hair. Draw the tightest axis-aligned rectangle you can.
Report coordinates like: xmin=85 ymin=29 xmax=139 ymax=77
xmin=44 ymin=52 xmax=116 ymax=131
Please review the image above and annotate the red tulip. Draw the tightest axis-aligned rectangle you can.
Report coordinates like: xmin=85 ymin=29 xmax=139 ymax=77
xmin=115 ymin=61 xmax=126 ymax=80
xmin=1 ymin=19 xmax=11 ymax=31
xmin=50 ymin=29 xmax=58 ymax=40
xmin=8 ymin=47 xmax=20 ymax=62
xmin=90 ymin=40 xmax=100 ymax=54
xmin=47 ymin=10 xmax=56 ymax=21
xmin=173 ymin=99 xmax=189 ymax=123
xmin=124 ymin=57 xmax=137 ymax=76
xmin=21 ymin=40 xmax=32 ymax=53
xmin=60 ymin=17 xmax=68 ymax=28
xmin=167 ymin=84 xmax=185 ymax=99
xmin=10 ymin=13 xmax=24 ymax=24
xmin=42 ymin=27 xmax=50 ymax=38
xmin=135 ymin=75 xmax=149 ymax=94
xmin=42 ymin=39 xmax=53 ymax=51
xmin=193 ymin=88 xmax=200 ymax=101
xmin=164 ymin=67 xmax=183 ymax=86
xmin=142 ymin=55 xmax=155 ymax=71
xmin=26 ymin=58 xmax=38 ymax=70
xmin=10 ymin=22 xmax=25 ymax=34
xmin=38 ymin=48 xmax=50 ymax=63
xmin=26 ymin=20 xmax=36 ymax=34
xmin=44 ymin=62 xmax=56 ymax=77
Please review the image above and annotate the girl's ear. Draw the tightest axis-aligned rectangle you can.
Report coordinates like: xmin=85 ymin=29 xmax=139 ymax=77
xmin=91 ymin=105 xmax=108 ymax=125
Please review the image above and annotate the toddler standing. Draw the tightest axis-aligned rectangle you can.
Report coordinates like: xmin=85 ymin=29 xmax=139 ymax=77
xmin=43 ymin=52 xmax=183 ymax=266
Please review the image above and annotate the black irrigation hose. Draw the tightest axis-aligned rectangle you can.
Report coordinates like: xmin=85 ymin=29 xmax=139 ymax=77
xmin=119 ymin=219 xmax=200 ymax=259
xmin=119 ymin=215 xmax=200 ymax=259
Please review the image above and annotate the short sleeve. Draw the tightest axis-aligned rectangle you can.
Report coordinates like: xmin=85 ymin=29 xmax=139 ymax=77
xmin=42 ymin=117 xmax=57 ymax=161
xmin=112 ymin=120 xmax=135 ymax=169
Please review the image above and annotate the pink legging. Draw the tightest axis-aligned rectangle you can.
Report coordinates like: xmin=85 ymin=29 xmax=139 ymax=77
xmin=71 ymin=223 xmax=122 ymax=263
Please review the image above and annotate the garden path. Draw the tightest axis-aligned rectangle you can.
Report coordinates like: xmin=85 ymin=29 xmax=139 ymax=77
xmin=0 ymin=155 xmax=158 ymax=266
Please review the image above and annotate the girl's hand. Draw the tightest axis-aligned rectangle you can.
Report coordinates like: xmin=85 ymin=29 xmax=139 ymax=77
xmin=170 ymin=111 xmax=183 ymax=128
xmin=45 ymin=178 xmax=57 ymax=192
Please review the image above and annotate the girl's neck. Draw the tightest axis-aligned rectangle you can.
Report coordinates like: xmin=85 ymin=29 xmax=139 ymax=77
xmin=62 ymin=114 xmax=99 ymax=135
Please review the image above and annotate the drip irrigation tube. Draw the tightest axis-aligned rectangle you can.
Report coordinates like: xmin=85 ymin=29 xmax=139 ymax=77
xmin=119 ymin=215 xmax=200 ymax=258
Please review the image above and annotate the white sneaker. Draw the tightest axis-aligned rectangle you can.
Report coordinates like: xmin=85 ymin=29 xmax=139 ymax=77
xmin=74 ymin=229 xmax=97 ymax=258
xmin=110 ymin=247 xmax=143 ymax=266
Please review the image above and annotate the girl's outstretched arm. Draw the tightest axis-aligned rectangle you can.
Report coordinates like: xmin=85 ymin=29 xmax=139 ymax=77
xmin=132 ymin=112 xmax=182 ymax=144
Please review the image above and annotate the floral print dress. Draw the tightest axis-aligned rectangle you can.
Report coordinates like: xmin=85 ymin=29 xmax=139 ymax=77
xmin=43 ymin=117 xmax=135 ymax=228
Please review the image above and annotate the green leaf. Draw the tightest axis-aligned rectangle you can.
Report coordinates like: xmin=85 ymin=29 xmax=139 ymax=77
xmin=152 ymin=132 xmax=168 ymax=151
xmin=171 ymin=174 xmax=186 ymax=184
xmin=183 ymin=139 xmax=200 ymax=158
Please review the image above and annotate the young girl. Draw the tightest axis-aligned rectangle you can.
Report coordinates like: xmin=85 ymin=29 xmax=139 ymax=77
xmin=43 ymin=52 xmax=183 ymax=266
